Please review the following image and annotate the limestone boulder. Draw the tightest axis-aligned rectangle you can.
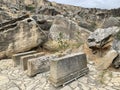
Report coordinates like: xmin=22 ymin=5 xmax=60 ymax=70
xmin=97 ymin=49 xmax=118 ymax=70
xmin=88 ymin=27 xmax=120 ymax=49
xmin=112 ymin=51 xmax=120 ymax=69
xmin=112 ymin=40 xmax=120 ymax=51
xmin=49 ymin=16 xmax=91 ymax=42
xmin=0 ymin=18 xmax=47 ymax=59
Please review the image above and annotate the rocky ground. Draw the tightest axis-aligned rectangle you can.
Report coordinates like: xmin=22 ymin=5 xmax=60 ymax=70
xmin=0 ymin=59 xmax=120 ymax=90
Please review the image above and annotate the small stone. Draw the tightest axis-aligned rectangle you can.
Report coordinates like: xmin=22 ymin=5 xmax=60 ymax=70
xmin=91 ymin=87 xmax=98 ymax=90
xmin=108 ymin=83 xmax=113 ymax=86
xmin=79 ymin=82 xmax=89 ymax=90
xmin=78 ymin=77 xmax=88 ymax=84
xmin=70 ymin=81 xmax=78 ymax=88
xmin=113 ymin=82 xmax=120 ymax=86
xmin=74 ymin=87 xmax=81 ymax=90
xmin=35 ymin=88 xmax=43 ymax=90
xmin=8 ymin=87 xmax=19 ymax=90
xmin=111 ymin=77 xmax=120 ymax=83
xmin=60 ymin=86 xmax=72 ymax=90
xmin=98 ymin=88 xmax=106 ymax=90
xmin=105 ymin=86 xmax=115 ymax=90
xmin=26 ymin=83 xmax=37 ymax=90
xmin=0 ymin=75 xmax=9 ymax=85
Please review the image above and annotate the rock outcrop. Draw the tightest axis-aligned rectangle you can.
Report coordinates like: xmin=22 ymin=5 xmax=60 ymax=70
xmin=87 ymin=27 xmax=120 ymax=69
xmin=0 ymin=15 xmax=47 ymax=59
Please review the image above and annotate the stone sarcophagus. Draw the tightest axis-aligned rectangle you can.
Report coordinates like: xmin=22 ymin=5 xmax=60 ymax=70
xmin=49 ymin=52 xmax=89 ymax=87
xmin=12 ymin=51 xmax=36 ymax=67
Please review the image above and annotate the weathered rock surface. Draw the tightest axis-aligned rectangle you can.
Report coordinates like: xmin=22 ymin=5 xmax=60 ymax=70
xmin=12 ymin=51 xmax=36 ymax=67
xmin=87 ymin=27 xmax=120 ymax=69
xmin=49 ymin=52 xmax=89 ymax=87
xmin=97 ymin=49 xmax=118 ymax=70
xmin=37 ymin=6 xmax=61 ymax=16
xmin=20 ymin=52 xmax=45 ymax=71
xmin=102 ymin=17 xmax=120 ymax=28
xmin=0 ymin=17 xmax=47 ymax=59
xmin=88 ymin=27 xmax=119 ymax=49
xmin=27 ymin=54 xmax=58 ymax=77
xmin=50 ymin=16 xmax=91 ymax=41
xmin=112 ymin=51 xmax=120 ymax=69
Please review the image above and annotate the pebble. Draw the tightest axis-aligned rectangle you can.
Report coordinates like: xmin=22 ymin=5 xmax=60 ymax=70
xmin=60 ymin=86 xmax=72 ymax=90
xmin=8 ymin=87 xmax=19 ymax=90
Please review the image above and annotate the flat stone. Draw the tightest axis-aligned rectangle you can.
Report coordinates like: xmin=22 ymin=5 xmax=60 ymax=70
xmin=12 ymin=51 xmax=36 ymax=67
xmin=74 ymin=87 xmax=81 ymax=90
xmin=70 ymin=81 xmax=79 ymax=89
xmin=105 ymin=86 xmax=115 ymax=90
xmin=49 ymin=52 xmax=89 ymax=87
xmin=78 ymin=76 xmax=88 ymax=84
xmin=0 ymin=75 xmax=9 ymax=86
xmin=98 ymin=88 xmax=106 ymax=90
xmin=79 ymin=82 xmax=90 ymax=90
xmin=60 ymin=86 xmax=72 ymax=90
xmin=111 ymin=77 xmax=120 ymax=83
xmin=8 ymin=87 xmax=19 ymax=90
xmin=97 ymin=49 xmax=118 ymax=70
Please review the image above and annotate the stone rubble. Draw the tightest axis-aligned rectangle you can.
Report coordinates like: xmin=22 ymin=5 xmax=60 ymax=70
xmin=0 ymin=59 xmax=120 ymax=90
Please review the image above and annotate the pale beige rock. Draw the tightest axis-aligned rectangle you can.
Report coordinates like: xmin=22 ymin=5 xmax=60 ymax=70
xmin=111 ymin=77 xmax=120 ymax=83
xmin=97 ymin=49 xmax=118 ymax=70
xmin=0 ymin=18 xmax=46 ymax=59
xmin=60 ymin=86 xmax=72 ymax=90
xmin=0 ymin=75 xmax=9 ymax=86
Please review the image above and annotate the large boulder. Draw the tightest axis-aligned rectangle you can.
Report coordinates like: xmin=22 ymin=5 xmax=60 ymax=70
xmin=88 ymin=27 xmax=119 ymax=49
xmin=97 ymin=49 xmax=118 ymax=70
xmin=112 ymin=51 xmax=120 ymax=69
xmin=0 ymin=18 xmax=47 ymax=59
xmin=49 ymin=16 xmax=91 ymax=42
xmin=87 ymin=27 xmax=120 ymax=69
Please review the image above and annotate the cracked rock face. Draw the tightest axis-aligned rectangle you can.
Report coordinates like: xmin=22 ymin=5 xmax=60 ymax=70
xmin=87 ymin=27 xmax=119 ymax=49
xmin=50 ymin=16 xmax=91 ymax=41
xmin=0 ymin=18 xmax=47 ymax=59
xmin=87 ymin=27 xmax=120 ymax=69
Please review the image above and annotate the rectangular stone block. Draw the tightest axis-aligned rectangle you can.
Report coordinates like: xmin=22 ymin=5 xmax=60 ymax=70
xmin=27 ymin=55 xmax=57 ymax=77
xmin=12 ymin=51 xmax=36 ymax=67
xmin=20 ymin=52 xmax=45 ymax=71
xmin=49 ymin=52 xmax=89 ymax=87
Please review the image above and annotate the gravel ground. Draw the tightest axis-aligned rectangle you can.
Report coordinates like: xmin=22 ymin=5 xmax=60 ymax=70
xmin=0 ymin=59 xmax=120 ymax=90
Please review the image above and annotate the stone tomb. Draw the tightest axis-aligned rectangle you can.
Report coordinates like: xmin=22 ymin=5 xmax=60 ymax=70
xmin=27 ymin=54 xmax=58 ymax=77
xmin=49 ymin=52 xmax=89 ymax=87
xmin=12 ymin=51 xmax=37 ymax=67
xmin=20 ymin=52 xmax=45 ymax=71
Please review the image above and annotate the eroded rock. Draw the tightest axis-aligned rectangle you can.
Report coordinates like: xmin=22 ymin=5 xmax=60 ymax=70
xmin=50 ymin=16 xmax=90 ymax=41
xmin=0 ymin=17 xmax=47 ymax=59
